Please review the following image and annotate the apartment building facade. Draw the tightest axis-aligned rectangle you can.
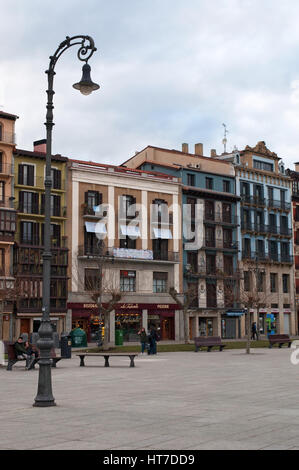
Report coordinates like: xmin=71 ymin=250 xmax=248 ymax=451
xmin=67 ymin=159 xmax=183 ymax=344
xmin=13 ymin=140 xmax=68 ymax=338
xmin=218 ymin=141 xmax=295 ymax=336
xmin=0 ymin=112 xmax=18 ymax=340
xmin=286 ymin=166 xmax=299 ymax=334
xmin=123 ymin=143 xmax=244 ymax=340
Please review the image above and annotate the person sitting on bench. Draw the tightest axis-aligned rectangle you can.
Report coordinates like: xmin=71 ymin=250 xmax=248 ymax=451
xmin=25 ymin=341 xmax=39 ymax=370
xmin=14 ymin=337 xmax=35 ymax=370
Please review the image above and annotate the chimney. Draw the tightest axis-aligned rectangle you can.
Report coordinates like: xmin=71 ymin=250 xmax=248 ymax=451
xmin=210 ymin=149 xmax=217 ymax=157
xmin=182 ymin=143 xmax=189 ymax=153
xmin=194 ymin=143 xmax=203 ymax=156
xmin=34 ymin=139 xmax=47 ymax=154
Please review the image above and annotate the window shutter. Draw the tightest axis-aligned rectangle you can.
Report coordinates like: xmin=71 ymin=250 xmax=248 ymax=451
xmin=33 ymin=193 xmax=39 ymax=214
xmin=18 ymin=164 xmax=24 ymax=185
xmin=28 ymin=166 xmax=34 ymax=186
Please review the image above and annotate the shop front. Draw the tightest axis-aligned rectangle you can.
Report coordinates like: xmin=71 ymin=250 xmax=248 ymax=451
xmin=115 ymin=305 xmax=142 ymax=342
xmin=68 ymin=302 xmax=180 ymax=343
xmin=266 ymin=312 xmax=279 ymax=336
xmin=221 ymin=310 xmax=245 ymax=339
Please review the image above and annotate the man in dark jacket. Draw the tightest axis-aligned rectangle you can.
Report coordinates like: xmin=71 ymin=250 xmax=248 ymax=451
xmin=148 ymin=326 xmax=159 ymax=355
xmin=14 ymin=337 xmax=35 ymax=369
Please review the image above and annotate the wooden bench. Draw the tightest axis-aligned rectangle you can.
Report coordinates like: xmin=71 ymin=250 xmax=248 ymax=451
xmin=77 ymin=353 xmax=138 ymax=368
xmin=268 ymin=334 xmax=292 ymax=349
xmin=6 ymin=342 xmax=62 ymax=370
xmin=194 ymin=336 xmax=226 ymax=352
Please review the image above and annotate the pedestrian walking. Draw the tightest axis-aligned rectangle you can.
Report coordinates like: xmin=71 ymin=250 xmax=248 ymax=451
xmin=148 ymin=326 xmax=159 ymax=355
xmin=251 ymin=322 xmax=258 ymax=340
xmin=138 ymin=328 xmax=148 ymax=354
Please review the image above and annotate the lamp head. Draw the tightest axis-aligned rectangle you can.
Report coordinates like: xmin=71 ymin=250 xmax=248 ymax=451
xmin=73 ymin=63 xmax=100 ymax=95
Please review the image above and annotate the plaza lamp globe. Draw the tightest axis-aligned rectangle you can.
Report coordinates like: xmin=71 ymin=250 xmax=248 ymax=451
xmin=73 ymin=63 xmax=100 ymax=95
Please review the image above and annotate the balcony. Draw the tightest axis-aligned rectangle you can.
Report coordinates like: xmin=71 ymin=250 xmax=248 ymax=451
xmin=241 ymin=195 xmax=266 ymax=206
xmin=204 ymin=212 xmax=238 ymax=226
xmin=242 ymin=251 xmax=293 ymax=264
xmin=0 ymin=132 xmax=16 ymax=145
xmin=202 ymin=238 xmax=238 ymax=251
xmin=16 ymin=175 xmax=65 ymax=191
xmin=268 ymin=199 xmax=291 ymax=211
xmin=0 ymin=163 xmax=13 ymax=176
xmin=15 ymin=201 xmax=67 ymax=218
xmin=185 ymin=266 xmax=241 ymax=279
xmin=78 ymin=245 xmax=179 ymax=262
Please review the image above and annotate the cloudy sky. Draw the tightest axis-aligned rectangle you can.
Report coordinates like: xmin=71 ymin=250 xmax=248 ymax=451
xmin=1 ymin=0 xmax=299 ymax=168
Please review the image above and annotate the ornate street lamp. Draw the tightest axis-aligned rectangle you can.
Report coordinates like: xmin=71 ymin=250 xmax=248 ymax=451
xmin=33 ymin=35 xmax=99 ymax=407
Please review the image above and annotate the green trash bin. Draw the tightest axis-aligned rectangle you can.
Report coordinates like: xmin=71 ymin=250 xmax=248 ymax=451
xmin=115 ymin=329 xmax=124 ymax=346
xmin=70 ymin=327 xmax=87 ymax=347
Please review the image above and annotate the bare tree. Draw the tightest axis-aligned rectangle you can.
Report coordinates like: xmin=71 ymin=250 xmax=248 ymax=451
xmin=74 ymin=241 xmax=123 ymax=351
xmin=224 ymin=263 xmax=272 ymax=354
xmin=169 ymin=283 xmax=198 ymax=344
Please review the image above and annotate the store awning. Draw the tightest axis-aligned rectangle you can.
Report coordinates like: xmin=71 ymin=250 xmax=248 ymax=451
xmin=153 ymin=228 xmax=173 ymax=239
xmin=85 ymin=221 xmax=107 ymax=234
xmin=226 ymin=311 xmax=245 ymax=317
xmin=120 ymin=225 xmax=141 ymax=237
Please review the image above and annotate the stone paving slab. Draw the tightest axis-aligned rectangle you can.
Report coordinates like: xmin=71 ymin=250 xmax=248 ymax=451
xmin=0 ymin=348 xmax=299 ymax=450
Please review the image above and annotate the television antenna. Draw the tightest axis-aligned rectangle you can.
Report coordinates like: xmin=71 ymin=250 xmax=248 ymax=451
xmin=222 ymin=123 xmax=228 ymax=153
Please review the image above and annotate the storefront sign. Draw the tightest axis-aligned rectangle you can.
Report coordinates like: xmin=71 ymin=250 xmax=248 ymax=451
xmin=119 ymin=304 xmax=139 ymax=309
xmin=157 ymin=304 xmax=169 ymax=309
xmin=83 ymin=304 xmax=98 ymax=309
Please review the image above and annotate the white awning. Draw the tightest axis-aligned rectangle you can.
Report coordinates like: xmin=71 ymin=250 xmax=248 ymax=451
xmin=153 ymin=228 xmax=173 ymax=239
xmin=120 ymin=225 xmax=141 ymax=237
xmin=85 ymin=221 xmax=107 ymax=234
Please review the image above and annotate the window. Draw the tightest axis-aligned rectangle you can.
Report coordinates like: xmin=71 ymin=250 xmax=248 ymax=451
xmin=120 ymin=195 xmax=136 ymax=219
xmin=187 ymin=174 xmax=195 ymax=186
xmin=0 ymin=124 xmax=2 ymax=141
xmin=241 ymin=181 xmax=250 ymax=197
xmin=152 ymin=238 xmax=168 ymax=260
xmin=120 ymin=270 xmax=136 ymax=292
xmin=41 ymin=223 xmax=61 ymax=247
xmin=0 ymin=152 xmax=3 ymax=173
xmin=0 ymin=248 xmax=4 ymax=275
xmin=84 ymin=191 xmax=102 ymax=215
xmin=18 ymin=164 xmax=34 ymax=186
xmin=244 ymin=271 xmax=251 ymax=291
xmin=223 ymin=228 xmax=233 ymax=248
xmin=270 ymin=273 xmax=277 ymax=293
xmin=85 ymin=269 xmax=100 ymax=291
xmin=19 ymin=191 xmax=39 ymax=214
xmin=256 ymin=239 xmax=265 ymax=258
xmin=282 ymin=274 xmax=289 ymax=293
xmin=205 ymin=226 xmax=215 ymax=247
xmin=223 ymin=180 xmax=230 ymax=193
xmin=119 ymin=235 xmax=136 ymax=249
xmin=223 ymin=255 xmax=233 ymax=275
xmin=222 ymin=203 xmax=232 ymax=223
xmin=0 ymin=181 xmax=5 ymax=202
xmin=205 ymin=200 xmax=214 ymax=220
xmin=187 ymin=197 xmax=196 ymax=219
xmin=206 ymin=254 xmax=216 ymax=275
xmin=281 ymin=242 xmax=290 ymax=261
xmin=51 ymin=168 xmax=61 ymax=189
xmin=253 ymin=160 xmax=273 ymax=172
xmin=20 ymin=221 xmax=39 ymax=245
xmin=0 ymin=210 xmax=16 ymax=232
xmin=206 ymin=280 xmax=217 ymax=307
xmin=187 ymin=252 xmax=198 ymax=273
xmin=51 ymin=195 xmax=61 ymax=217
xmin=268 ymin=187 xmax=274 ymax=202
xmin=206 ymin=177 xmax=213 ymax=190
xmin=257 ymin=272 xmax=265 ymax=292
xmin=269 ymin=241 xmax=278 ymax=261
xmin=153 ymin=272 xmax=168 ymax=293
xmin=243 ymin=238 xmax=251 ymax=257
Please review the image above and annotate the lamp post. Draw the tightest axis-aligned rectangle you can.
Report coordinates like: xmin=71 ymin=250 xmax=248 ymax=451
xmin=33 ymin=35 xmax=99 ymax=407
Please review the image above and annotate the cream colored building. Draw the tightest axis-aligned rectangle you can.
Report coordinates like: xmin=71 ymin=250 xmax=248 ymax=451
xmin=67 ymin=159 xmax=183 ymax=344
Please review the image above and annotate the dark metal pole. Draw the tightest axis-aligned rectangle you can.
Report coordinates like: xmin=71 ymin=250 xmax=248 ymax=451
xmin=33 ymin=35 xmax=98 ymax=407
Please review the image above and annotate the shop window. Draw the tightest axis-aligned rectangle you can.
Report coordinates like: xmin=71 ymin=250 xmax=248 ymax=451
xmin=120 ymin=270 xmax=136 ymax=292
xmin=153 ymin=272 xmax=168 ymax=293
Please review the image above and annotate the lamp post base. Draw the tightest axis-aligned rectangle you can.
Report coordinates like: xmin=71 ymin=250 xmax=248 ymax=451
xmin=33 ymin=400 xmax=56 ymax=407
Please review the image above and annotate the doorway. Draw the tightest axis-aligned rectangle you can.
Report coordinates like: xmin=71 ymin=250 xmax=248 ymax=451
xmin=161 ymin=317 xmax=174 ymax=340
xmin=20 ymin=318 xmax=30 ymax=336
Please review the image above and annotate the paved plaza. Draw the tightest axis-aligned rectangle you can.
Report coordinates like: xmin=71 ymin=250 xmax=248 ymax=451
xmin=1 ymin=348 xmax=299 ymax=450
